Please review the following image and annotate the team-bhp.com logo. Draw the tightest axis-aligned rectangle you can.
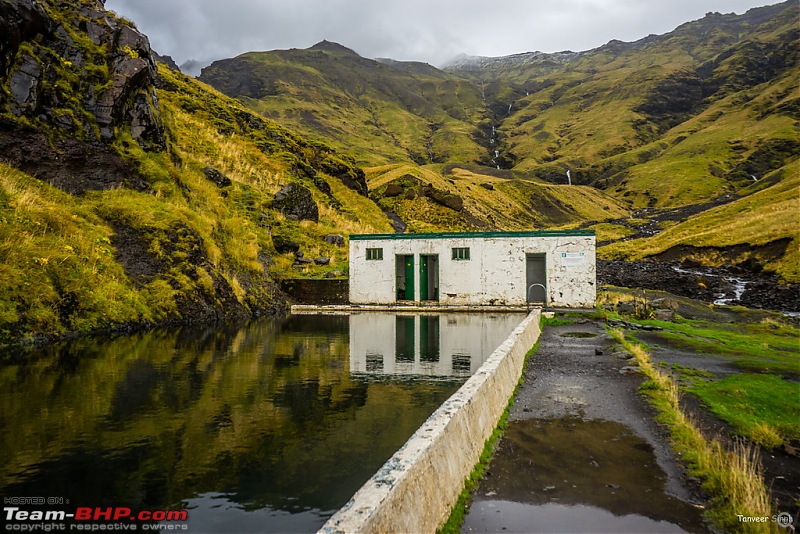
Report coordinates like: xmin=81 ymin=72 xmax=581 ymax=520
xmin=5 ymin=504 xmax=189 ymax=531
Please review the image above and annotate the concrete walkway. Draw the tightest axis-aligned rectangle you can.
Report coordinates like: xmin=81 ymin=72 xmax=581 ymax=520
xmin=461 ymin=318 xmax=707 ymax=533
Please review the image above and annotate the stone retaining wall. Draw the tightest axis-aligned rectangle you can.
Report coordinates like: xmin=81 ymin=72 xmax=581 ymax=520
xmin=280 ymin=278 xmax=349 ymax=305
xmin=319 ymin=310 xmax=541 ymax=534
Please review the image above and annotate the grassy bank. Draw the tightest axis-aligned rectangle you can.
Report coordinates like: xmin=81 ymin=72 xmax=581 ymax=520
xmin=603 ymin=294 xmax=800 ymax=449
xmin=610 ymin=329 xmax=777 ymax=532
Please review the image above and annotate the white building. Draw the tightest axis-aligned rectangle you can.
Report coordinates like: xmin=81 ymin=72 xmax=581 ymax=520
xmin=348 ymin=230 xmax=596 ymax=308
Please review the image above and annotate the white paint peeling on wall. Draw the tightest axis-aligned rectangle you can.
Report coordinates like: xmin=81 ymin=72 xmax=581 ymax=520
xmin=349 ymin=231 xmax=595 ymax=308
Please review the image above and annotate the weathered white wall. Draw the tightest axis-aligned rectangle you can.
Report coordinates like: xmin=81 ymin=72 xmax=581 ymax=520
xmin=349 ymin=233 xmax=595 ymax=308
xmin=318 ymin=310 xmax=541 ymax=534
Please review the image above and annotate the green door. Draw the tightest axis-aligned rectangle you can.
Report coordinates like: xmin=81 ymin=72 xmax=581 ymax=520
xmin=418 ymin=254 xmax=439 ymax=301
xmin=404 ymin=255 xmax=415 ymax=300
xmin=419 ymin=256 xmax=428 ymax=301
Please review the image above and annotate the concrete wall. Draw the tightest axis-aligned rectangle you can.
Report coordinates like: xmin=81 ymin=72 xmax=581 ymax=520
xmin=319 ymin=310 xmax=541 ymax=534
xmin=281 ymin=278 xmax=349 ymax=305
xmin=349 ymin=232 xmax=595 ymax=308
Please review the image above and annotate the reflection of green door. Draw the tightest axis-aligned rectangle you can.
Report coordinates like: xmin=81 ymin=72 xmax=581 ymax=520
xmin=404 ymin=255 xmax=415 ymax=300
xmin=419 ymin=315 xmax=440 ymax=362
xmin=396 ymin=316 xmax=415 ymax=362
xmin=420 ymin=256 xmax=428 ymax=301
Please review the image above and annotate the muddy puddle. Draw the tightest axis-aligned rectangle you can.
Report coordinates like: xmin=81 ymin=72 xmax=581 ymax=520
xmin=462 ymin=418 xmax=706 ymax=533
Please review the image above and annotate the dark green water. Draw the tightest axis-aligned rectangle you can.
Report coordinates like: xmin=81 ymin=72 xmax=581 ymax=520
xmin=0 ymin=312 xmax=524 ymax=533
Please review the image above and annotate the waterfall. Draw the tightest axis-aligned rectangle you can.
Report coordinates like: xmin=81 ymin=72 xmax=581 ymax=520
xmin=566 ymin=169 xmax=572 ymax=185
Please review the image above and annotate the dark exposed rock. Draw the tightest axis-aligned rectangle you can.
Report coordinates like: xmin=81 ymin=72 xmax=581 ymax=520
xmin=480 ymin=183 xmax=495 ymax=191
xmin=201 ymin=166 xmax=232 ymax=188
xmin=110 ymin=220 xmax=249 ymax=323
xmin=325 ymin=270 xmax=344 ymax=279
xmin=598 ymin=259 xmax=799 ymax=313
xmin=323 ymin=234 xmax=345 ymax=247
xmin=313 ymin=177 xmax=342 ymax=208
xmin=314 ymin=257 xmax=331 ymax=265
xmin=294 ymin=257 xmax=313 ymax=265
xmin=384 ymin=184 xmax=403 ymax=197
xmin=153 ymin=51 xmax=180 ymax=71
xmin=0 ymin=121 xmax=149 ymax=194
xmin=0 ymin=0 xmax=52 ymax=77
xmin=271 ymin=234 xmax=301 ymax=254
xmin=109 ymin=221 xmax=164 ymax=287
xmin=318 ymin=155 xmax=368 ymax=196
xmin=424 ymin=186 xmax=464 ymax=211
xmin=313 ymin=177 xmax=332 ymax=196
xmin=272 ymin=182 xmax=319 ymax=222
xmin=384 ymin=210 xmax=407 ymax=233
xmin=8 ymin=54 xmax=41 ymax=114
xmin=0 ymin=0 xmax=165 ymax=150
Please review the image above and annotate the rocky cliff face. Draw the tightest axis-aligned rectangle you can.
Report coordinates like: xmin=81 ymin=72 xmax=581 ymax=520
xmin=0 ymin=0 xmax=164 ymax=150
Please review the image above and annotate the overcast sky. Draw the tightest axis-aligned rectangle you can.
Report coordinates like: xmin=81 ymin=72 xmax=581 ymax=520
xmin=104 ymin=0 xmax=782 ymax=74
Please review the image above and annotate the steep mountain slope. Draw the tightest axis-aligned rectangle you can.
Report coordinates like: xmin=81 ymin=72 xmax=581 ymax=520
xmin=199 ymin=1 xmax=798 ymax=281
xmin=0 ymin=0 xmax=391 ymax=345
xmin=446 ymin=1 xmax=798 ymax=207
xmin=198 ymin=41 xmax=488 ymax=167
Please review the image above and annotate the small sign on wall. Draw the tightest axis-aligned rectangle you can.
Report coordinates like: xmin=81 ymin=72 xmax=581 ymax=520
xmin=561 ymin=252 xmax=585 ymax=266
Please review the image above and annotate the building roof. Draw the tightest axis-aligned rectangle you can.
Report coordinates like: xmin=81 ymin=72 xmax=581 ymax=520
xmin=350 ymin=230 xmax=595 ymax=241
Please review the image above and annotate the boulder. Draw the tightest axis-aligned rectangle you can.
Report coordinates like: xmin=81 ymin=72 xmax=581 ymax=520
xmin=384 ymin=184 xmax=403 ymax=197
xmin=424 ymin=187 xmax=464 ymax=211
xmin=314 ymin=177 xmax=333 ymax=196
xmin=323 ymin=234 xmax=345 ymax=247
xmin=314 ymin=257 xmax=331 ymax=265
xmin=201 ymin=166 xmax=232 ymax=188
xmin=319 ymin=155 xmax=368 ymax=196
xmin=271 ymin=234 xmax=300 ymax=254
xmin=325 ymin=270 xmax=345 ymax=279
xmin=272 ymin=183 xmax=319 ymax=222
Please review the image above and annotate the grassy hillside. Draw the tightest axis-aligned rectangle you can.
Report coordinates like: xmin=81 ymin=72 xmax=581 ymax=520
xmin=457 ymin=2 xmax=799 ymax=207
xmin=198 ymin=42 xmax=488 ymax=167
xmin=0 ymin=58 xmax=392 ymax=345
xmin=601 ymin=160 xmax=800 ymax=282
xmin=366 ymin=164 xmax=629 ymax=232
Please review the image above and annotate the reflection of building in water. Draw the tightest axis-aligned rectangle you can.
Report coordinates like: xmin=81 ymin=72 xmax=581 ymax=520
xmin=349 ymin=313 xmax=524 ymax=378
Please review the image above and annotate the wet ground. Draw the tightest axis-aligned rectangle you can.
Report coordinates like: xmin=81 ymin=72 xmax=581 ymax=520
xmin=634 ymin=329 xmax=800 ymax=512
xmin=598 ymin=259 xmax=799 ymax=313
xmin=462 ymin=319 xmax=709 ymax=533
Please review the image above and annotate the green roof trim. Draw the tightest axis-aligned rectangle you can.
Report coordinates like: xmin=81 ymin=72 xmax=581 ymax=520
xmin=350 ymin=230 xmax=595 ymax=241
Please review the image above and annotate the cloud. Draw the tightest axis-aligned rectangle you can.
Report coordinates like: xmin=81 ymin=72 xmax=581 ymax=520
xmin=105 ymin=0 xmax=779 ymax=72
